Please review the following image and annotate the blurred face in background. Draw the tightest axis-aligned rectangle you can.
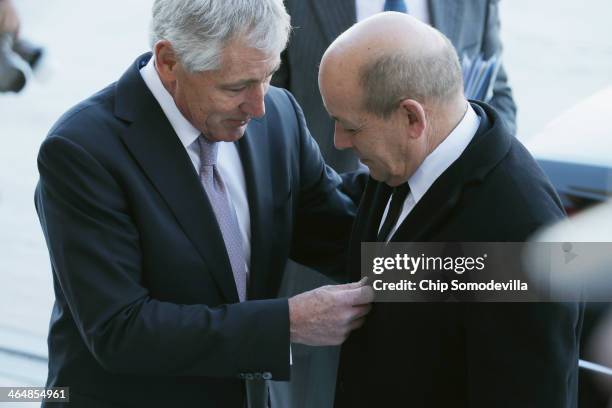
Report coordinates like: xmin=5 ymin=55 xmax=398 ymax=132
xmin=155 ymin=39 xmax=280 ymax=142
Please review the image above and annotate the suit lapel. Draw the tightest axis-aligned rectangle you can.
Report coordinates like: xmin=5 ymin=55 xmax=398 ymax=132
xmin=309 ymin=0 xmax=356 ymax=44
xmin=237 ymin=119 xmax=274 ymax=298
xmin=360 ymin=181 xmax=392 ymax=243
xmin=116 ymin=54 xmax=240 ymax=303
xmin=428 ymin=0 xmax=464 ymax=42
xmin=391 ymin=172 xmax=464 ymax=242
xmin=347 ymin=179 xmax=392 ymax=280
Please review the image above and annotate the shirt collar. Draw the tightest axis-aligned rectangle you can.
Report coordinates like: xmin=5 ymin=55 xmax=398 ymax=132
xmin=407 ymin=103 xmax=481 ymax=203
xmin=140 ymin=55 xmax=201 ymax=148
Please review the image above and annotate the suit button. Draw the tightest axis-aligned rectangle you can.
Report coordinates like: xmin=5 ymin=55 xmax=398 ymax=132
xmin=245 ymin=373 xmax=254 ymax=380
xmin=262 ymin=372 xmax=272 ymax=380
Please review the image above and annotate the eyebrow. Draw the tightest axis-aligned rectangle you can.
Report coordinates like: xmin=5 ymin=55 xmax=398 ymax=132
xmin=221 ymin=63 xmax=281 ymax=88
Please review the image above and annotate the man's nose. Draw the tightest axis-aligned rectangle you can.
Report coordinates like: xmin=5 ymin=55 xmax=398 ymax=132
xmin=241 ymin=83 xmax=266 ymax=118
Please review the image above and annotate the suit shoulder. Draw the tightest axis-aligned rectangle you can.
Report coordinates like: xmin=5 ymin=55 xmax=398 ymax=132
xmin=40 ymin=82 xmax=128 ymax=170
xmin=265 ymin=86 xmax=297 ymax=110
xmin=47 ymin=82 xmax=119 ymax=146
xmin=481 ymin=138 xmax=565 ymax=231
xmin=263 ymin=86 xmax=303 ymax=128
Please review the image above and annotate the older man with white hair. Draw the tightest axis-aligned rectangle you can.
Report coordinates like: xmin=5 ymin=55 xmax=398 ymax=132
xmin=34 ymin=1 xmax=374 ymax=407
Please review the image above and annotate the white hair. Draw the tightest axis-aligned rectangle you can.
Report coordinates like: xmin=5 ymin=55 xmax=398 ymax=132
xmin=149 ymin=0 xmax=291 ymax=73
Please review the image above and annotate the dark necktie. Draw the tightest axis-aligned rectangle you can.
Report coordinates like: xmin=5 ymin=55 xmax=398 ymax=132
xmin=377 ymin=183 xmax=411 ymax=242
xmin=198 ymin=135 xmax=248 ymax=301
xmin=384 ymin=0 xmax=408 ymax=13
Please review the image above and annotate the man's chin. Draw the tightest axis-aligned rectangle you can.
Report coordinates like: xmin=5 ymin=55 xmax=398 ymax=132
xmin=207 ymin=127 xmax=247 ymax=143
xmin=369 ymin=169 xmax=401 ymax=187
xmin=364 ymin=163 xmax=382 ymax=181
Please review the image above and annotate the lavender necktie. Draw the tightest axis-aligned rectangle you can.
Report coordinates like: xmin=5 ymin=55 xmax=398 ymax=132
xmin=198 ymin=135 xmax=247 ymax=301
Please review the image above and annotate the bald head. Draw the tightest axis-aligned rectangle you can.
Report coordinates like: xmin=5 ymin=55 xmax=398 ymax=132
xmin=320 ymin=12 xmax=464 ymax=117
xmin=325 ymin=12 xmax=441 ymax=59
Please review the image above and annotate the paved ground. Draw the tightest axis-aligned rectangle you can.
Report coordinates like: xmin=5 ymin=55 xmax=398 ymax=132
xmin=0 ymin=0 xmax=610 ymax=397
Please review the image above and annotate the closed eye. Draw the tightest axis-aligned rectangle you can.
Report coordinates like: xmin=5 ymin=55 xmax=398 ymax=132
xmin=343 ymin=126 xmax=362 ymax=134
xmin=225 ymin=86 xmax=247 ymax=93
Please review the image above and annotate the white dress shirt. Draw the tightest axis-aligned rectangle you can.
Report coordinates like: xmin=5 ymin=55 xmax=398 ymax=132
xmin=139 ymin=56 xmax=252 ymax=273
xmin=378 ymin=104 xmax=481 ymax=241
xmin=356 ymin=0 xmax=431 ymax=23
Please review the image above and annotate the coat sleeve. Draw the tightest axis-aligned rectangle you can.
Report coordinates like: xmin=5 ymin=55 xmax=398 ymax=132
xmin=35 ymin=135 xmax=291 ymax=380
xmin=280 ymin=89 xmax=357 ymax=281
xmin=484 ymin=0 xmax=517 ymax=136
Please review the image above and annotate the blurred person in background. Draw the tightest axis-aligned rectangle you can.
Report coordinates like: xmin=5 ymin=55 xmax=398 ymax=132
xmin=0 ymin=0 xmax=44 ymax=93
xmin=270 ymin=1 xmax=517 ymax=406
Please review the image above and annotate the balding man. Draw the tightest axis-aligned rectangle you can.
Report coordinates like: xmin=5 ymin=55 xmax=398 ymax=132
xmin=319 ymin=13 xmax=582 ymax=407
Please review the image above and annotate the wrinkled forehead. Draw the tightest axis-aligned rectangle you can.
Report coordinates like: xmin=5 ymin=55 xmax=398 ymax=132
xmin=216 ymin=41 xmax=281 ymax=80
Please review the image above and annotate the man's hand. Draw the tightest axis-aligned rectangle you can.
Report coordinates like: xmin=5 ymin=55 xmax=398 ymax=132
xmin=288 ymin=278 xmax=374 ymax=346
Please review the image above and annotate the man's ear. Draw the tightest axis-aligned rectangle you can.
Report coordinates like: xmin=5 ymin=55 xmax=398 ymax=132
xmin=399 ymin=99 xmax=427 ymax=139
xmin=153 ymin=40 xmax=179 ymax=83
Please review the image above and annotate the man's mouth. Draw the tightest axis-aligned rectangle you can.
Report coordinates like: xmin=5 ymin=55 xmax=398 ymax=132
xmin=226 ymin=118 xmax=250 ymax=127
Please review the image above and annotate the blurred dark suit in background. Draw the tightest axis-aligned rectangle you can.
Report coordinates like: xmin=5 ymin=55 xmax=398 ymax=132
xmin=273 ymin=0 xmax=517 ymax=173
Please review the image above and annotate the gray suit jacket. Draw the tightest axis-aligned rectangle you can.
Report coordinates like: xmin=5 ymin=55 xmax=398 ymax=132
xmin=273 ymin=0 xmax=517 ymax=172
